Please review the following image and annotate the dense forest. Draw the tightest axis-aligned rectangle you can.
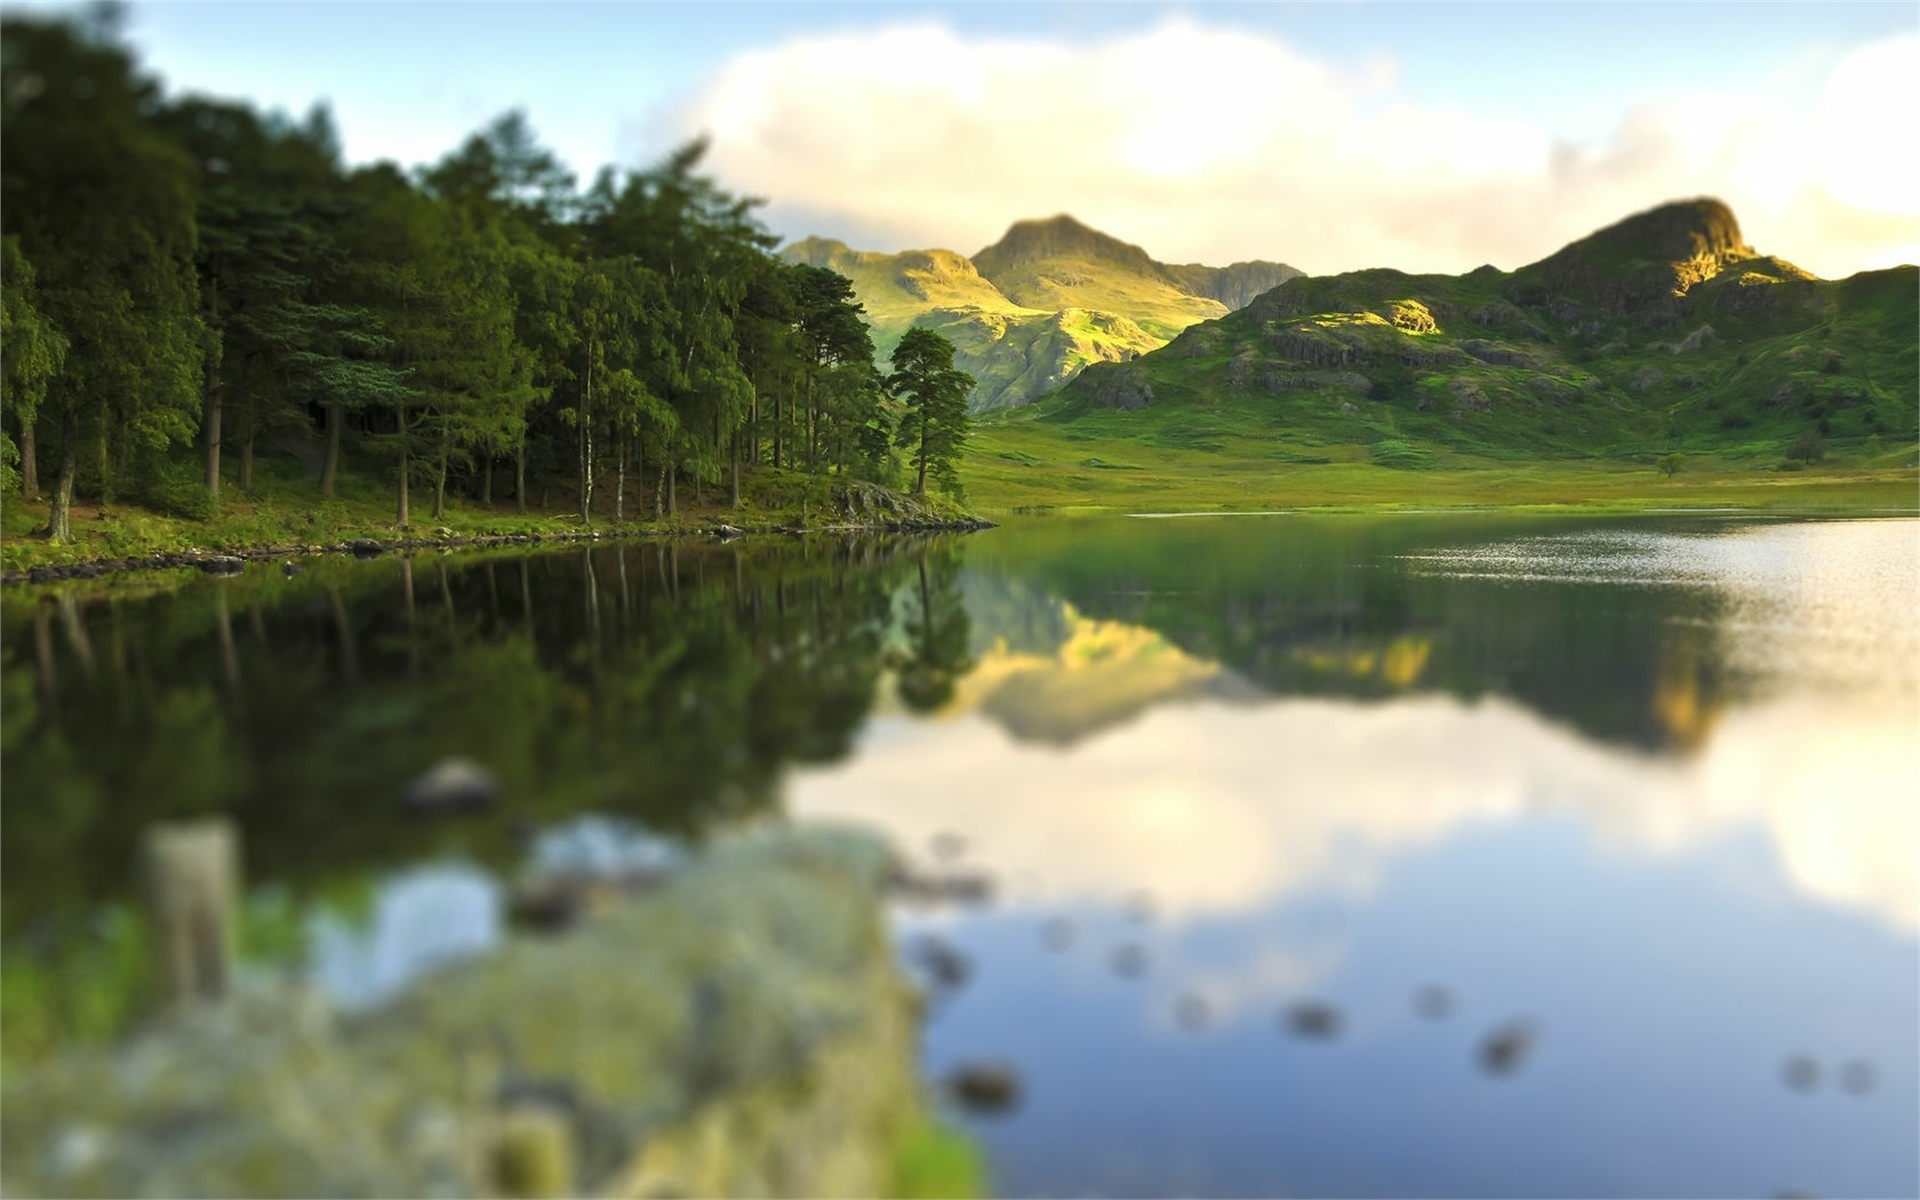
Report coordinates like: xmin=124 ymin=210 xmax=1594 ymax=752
xmin=0 ymin=9 xmax=972 ymax=544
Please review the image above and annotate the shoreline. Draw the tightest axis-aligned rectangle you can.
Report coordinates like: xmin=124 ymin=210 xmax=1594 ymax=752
xmin=1 ymin=516 xmax=998 ymax=586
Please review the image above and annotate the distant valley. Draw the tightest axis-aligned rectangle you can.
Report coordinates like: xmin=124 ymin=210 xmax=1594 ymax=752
xmin=781 ymin=215 xmax=1299 ymax=411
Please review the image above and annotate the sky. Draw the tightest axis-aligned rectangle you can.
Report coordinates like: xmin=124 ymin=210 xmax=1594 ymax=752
xmin=35 ymin=1 xmax=1920 ymax=277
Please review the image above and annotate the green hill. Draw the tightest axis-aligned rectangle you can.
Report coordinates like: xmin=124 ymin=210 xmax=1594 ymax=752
xmin=781 ymin=218 xmax=1300 ymax=413
xmin=970 ymin=214 xmax=1295 ymax=340
xmin=1025 ymin=198 xmax=1916 ymax=467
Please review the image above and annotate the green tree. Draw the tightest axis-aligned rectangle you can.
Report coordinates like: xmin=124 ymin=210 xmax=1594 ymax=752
xmin=0 ymin=237 xmax=68 ymax=497
xmin=586 ymin=143 xmax=769 ymax=512
xmin=791 ymin=263 xmax=883 ymax=478
xmin=1 ymin=14 xmax=206 ymax=539
xmin=888 ymin=327 xmax=972 ymax=497
xmin=1657 ymin=452 xmax=1684 ymax=479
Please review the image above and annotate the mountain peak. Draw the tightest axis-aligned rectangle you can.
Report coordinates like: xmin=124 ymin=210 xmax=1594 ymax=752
xmin=1509 ymin=196 xmax=1758 ymax=317
xmin=1572 ymin=197 xmax=1752 ymax=266
xmin=973 ymin=215 xmax=1159 ymax=278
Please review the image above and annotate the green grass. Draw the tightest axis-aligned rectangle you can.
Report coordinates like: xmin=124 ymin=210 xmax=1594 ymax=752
xmin=965 ymin=408 xmax=1919 ymax=515
xmin=889 ymin=1113 xmax=990 ymax=1199
xmin=1 ymin=449 xmax=978 ymax=575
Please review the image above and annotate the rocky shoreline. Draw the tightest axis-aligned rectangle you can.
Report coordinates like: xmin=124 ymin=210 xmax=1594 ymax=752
xmin=2 ymin=516 xmax=996 ymax=586
xmin=1 ymin=825 xmax=940 ymax=1198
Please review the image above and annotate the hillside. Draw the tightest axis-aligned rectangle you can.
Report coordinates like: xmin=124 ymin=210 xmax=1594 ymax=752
xmin=972 ymin=215 xmax=1298 ymax=339
xmin=781 ymin=218 xmax=1300 ymax=413
xmin=1022 ymin=198 xmax=1916 ymax=469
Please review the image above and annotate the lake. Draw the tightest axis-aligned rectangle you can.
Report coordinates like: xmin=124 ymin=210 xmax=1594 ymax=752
xmin=4 ymin=513 xmax=1916 ymax=1197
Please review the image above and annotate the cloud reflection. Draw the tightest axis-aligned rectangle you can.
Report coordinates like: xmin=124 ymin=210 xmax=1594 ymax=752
xmin=791 ymin=689 xmax=1917 ymax=932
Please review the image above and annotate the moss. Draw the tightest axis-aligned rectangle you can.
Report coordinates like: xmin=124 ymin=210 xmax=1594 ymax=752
xmin=0 ymin=825 xmax=932 ymax=1199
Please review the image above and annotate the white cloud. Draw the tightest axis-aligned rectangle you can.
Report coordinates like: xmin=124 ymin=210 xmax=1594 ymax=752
xmin=681 ymin=19 xmax=1919 ymax=277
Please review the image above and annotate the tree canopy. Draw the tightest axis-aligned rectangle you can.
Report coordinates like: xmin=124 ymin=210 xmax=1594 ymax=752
xmin=0 ymin=10 xmax=972 ymax=541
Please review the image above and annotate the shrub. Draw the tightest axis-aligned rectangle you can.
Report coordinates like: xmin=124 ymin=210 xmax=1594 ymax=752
xmin=1785 ymin=428 xmax=1825 ymax=464
xmin=135 ymin=458 xmax=217 ymax=521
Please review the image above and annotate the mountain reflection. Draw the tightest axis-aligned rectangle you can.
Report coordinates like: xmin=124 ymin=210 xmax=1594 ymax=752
xmin=4 ymin=516 xmax=1913 ymax=970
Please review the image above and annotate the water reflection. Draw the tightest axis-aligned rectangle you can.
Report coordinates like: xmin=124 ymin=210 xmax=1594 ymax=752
xmin=791 ymin=516 xmax=1918 ymax=1197
xmin=309 ymin=864 xmax=501 ymax=1014
xmin=3 ymin=515 xmax=1915 ymax=1196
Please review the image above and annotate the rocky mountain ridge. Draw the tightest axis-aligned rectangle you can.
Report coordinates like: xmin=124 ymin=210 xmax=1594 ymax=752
xmin=1049 ymin=198 xmax=1916 ymax=463
xmin=780 ymin=218 xmax=1300 ymax=412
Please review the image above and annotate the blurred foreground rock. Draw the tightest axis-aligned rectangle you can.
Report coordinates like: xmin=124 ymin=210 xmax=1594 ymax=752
xmin=2 ymin=825 xmax=922 ymax=1198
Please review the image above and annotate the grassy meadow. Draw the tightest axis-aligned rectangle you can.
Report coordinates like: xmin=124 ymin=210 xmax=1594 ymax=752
xmin=964 ymin=405 xmax=1919 ymax=515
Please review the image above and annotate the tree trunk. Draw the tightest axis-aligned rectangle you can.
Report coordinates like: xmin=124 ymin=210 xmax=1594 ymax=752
xmin=49 ymin=416 xmax=75 ymax=543
xmin=433 ymin=433 xmax=448 ymax=520
xmin=214 ymin=588 xmax=239 ymax=692
xmin=321 ymin=401 xmax=341 ymax=497
xmin=327 ymin=587 xmax=359 ymax=683
xmin=615 ymin=434 xmax=626 ymax=523
xmin=482 ymin=456 xmax=492 ymax=507
xmin=773 ymin=387 xmax=783 ymax=469
xmin=239 ymin=427 xmax=255 ymax=492
xmin=730 ymin=432 xmax=740 ymax=509
xmin=579 ymin=351 xmax=594 ymax=524
xmin=400 ymin=556 xmax=418 ymax=677
xmin=97 ymin=417 xmax=110 ymax=506
xmin=20 ymin=417 xmax=38 ymax=498
xmin=396 ymin=405 xmax=410 ymax=528
xmin=57 ymin=592 xmax=93 ymax=676
xmin=654 ymin=464 xmax=665 ymax=520
xmin=204 ymin=280 xmax=222 ymax=499
xmin=519 ymin=554 xmax=534 ymax=637
xmin=916 ymin=420 xmax=930 ymax=495
xmin=32 ymin=602 xmax=57 ymax=704
xmin=515 ymin=445 xmax=527 ymax=514
xmin=667 ymin=466 xmax=677 ymax=517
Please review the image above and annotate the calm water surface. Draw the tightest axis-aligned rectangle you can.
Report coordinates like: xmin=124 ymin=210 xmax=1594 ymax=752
xmin=4 ymin=514 xmax=1916 ymax=1197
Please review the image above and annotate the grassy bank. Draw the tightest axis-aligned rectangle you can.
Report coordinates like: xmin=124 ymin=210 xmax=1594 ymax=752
xmin=0 ymin=458 xmax=979 ymax=576
xmin=964 ymin=414 xmax=1920 ymax=515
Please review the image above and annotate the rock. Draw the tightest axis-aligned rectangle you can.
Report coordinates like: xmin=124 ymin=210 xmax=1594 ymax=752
xmin=887 ymin=869 xmax=992 ymax=907
xmin=1782 ymin=1055 xmax=1821 ymax=1092
xmin=1 ymin=827 xmax=916 ymax=1199
xmin=1480 ymin=1019 xmax=1539 ymax=1075
xmin=907 ymin=935 xmax=971 ymax=992
xmin=1175 ymin=993 xmax=1211 ymax=1032
xmin=945 ymin=1063 xmax=1021 ymax=1115
xmin=490 ymin=1105 xmax=575 ymax=1199
xmin=348 ymin=539 xmax=385 ymax=560
xmin=1080 ymin=366 xmax=1155 ymax=410
xmin=1389 ymin=299 xmax=1438 ymax=333
xmin=1838 ymin=1060 xmax=1876 ymax=1095
xmin=401 ymin=756 xmax=499 ymax=816
xmin=1284 ymin=1001 xmax=1341 ymax=1040
xmin=281 ymin=560 xmax=301 ymax=578
xmin=1108 ymin=943 xmax=1148 ymax=978
xmin=199 ymin=556 xmax=245 ymax=576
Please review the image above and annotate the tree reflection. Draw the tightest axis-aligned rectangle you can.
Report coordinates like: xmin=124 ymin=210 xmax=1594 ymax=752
xmin=895 ymin=553 xmax=973 ymax=713
xmin=1 ymin=535 xmax=969 ymax=944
